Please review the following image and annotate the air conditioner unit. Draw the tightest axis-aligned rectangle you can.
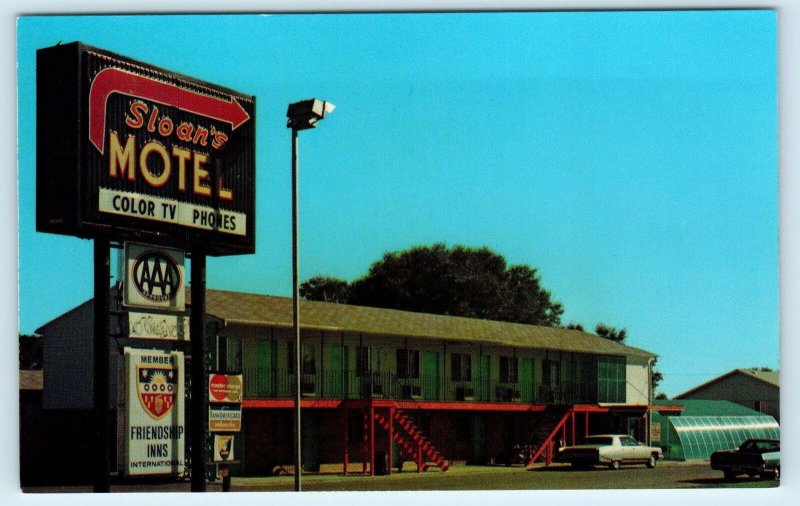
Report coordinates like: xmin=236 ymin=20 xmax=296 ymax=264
xmin=401 ymin=385 xmax=422 ymax=399
xmin=496 ymin=386 xmax=520 ymax=402
xmin=455 ymin=387 xmax=475 ymax=401
xmin=301 ymin=381 xmax=316 ymax=396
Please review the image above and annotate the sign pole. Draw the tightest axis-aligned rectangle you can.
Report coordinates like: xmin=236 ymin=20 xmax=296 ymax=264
xmin=190 ymin=252 xmax=207 ymax=492
xmin=217 ymin=329 xmax=231 ymax=491
xmin=291 ymin=127 xmax=303 ymax=492
xmin=93 ymin=238 xmax=111 ymax=492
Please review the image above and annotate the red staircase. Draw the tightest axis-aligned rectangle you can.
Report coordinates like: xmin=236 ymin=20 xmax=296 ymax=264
xmin=373 ymin=409 xmax=449 ymax=472
xmin=526 ymin=407 xmax=574 ymax=469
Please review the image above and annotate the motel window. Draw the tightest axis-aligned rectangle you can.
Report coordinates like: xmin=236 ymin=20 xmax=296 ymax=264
xmin=597 ymin=355 xmax=626 ymax=403
xmin=222 ymin=335 xmax=242 ymax=372
xmin=357 ymin=347 xmax=380 ymax=377
xmin=499 ymin=356 xmax=518 ymax=384
xmin=543 ymin=359 xmax=560 ymax=387
xmin=287 ymin=343 xmax=317 ymax=375
xmin=451 ymin=353 xmax=472 ymax=382
xmin=396 ymin=349 xmax=420 ymax=379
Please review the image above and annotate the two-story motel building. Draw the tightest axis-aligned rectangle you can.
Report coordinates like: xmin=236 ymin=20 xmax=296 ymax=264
xmin=38 ymin=289 xmax=658 ymax=476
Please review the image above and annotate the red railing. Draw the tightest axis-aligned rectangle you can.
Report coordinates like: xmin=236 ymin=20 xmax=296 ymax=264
xmin=526 ymin=408 xmax=574 ymax=468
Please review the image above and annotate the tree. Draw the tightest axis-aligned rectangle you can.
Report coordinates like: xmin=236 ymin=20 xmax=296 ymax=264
xmin=651 ymin=356 xmax=664 ymax=393
xmin=496 ymin=265 xmax=564 ymax=327
xmin=299 ymin=276 xmax=351 ymax=303
xmin=301 ymin=243 xmax=564 ymax=326
xmin=655 ymin=392 xmax=668 ymax=400
xmin=565 ymin=322 xmax=585 ymax=331
xmin=594 ymin=323 xmax=627 ymax=342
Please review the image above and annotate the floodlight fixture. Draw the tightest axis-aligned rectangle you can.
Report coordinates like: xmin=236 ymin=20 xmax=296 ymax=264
xmin=287 ymin=98 xmax=336 ymax=130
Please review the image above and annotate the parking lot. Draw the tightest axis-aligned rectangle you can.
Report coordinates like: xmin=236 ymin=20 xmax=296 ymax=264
xmin=23 ymin=461 xmax=778 ymax=493
xmin=233 ymin=462 xmax=777 ymax=491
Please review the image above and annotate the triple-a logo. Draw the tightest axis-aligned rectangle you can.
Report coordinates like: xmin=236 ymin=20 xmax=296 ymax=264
xmin=132 ymin=250 xmax=181 ymax=302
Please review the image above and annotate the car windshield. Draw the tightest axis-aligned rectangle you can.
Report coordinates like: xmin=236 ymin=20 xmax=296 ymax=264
xmin=754 ymin=440 xmax=780 ymax=452
xmin=620 ymin=437 xmax=640 ymax=446
xmin=741 ymin=440 xmax=780 ymax=452
xmin=584 ymin=436 xmax=613 ymax=445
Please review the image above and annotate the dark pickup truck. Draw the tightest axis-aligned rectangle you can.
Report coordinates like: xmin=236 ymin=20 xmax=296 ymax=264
xmin=710 ymin=438 xmax=780 ymax=481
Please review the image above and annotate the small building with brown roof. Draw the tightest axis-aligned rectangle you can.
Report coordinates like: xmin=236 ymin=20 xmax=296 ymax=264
xmin=674 ymin=368 xmax=780 ymax=422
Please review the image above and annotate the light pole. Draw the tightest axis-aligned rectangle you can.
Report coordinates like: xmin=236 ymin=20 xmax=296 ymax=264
xmin=286 ymin=99 xmax=335 ymax=492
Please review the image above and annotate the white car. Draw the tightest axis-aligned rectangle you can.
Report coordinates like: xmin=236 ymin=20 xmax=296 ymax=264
xmin=558 ymin=434 xmax=663 ymax=470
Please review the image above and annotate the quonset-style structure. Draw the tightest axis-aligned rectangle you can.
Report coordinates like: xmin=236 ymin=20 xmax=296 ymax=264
xmin=37 ymin=289 xmax=663 ymax=476
xmin=651 ymin=400 xmax=779 ymax=461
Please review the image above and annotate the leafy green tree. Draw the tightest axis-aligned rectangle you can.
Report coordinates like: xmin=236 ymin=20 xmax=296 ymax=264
xmin=299 ymin=276 xmax=351 ymax=303
xmin=595 ymin=323 xmax=627 ymax=342
xmin=302 ymin=243 xmax=564 ymax=326
xmin=651 ymin=356 xmax=664 ymax=393
xmin=496 ymin=265 xmax=564 ymax=327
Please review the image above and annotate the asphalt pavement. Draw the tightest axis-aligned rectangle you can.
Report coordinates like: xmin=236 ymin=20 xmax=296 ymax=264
xmin=20 ymin=461 xmax=779 ymax=493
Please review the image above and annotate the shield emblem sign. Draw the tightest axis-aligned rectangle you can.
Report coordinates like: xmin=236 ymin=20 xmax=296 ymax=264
xmin=136 ymin=364 xmax=178 ymax=420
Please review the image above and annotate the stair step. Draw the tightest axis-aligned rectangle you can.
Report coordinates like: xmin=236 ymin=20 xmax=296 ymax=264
xmin=376 ymin=407 xmax=449 ymax=472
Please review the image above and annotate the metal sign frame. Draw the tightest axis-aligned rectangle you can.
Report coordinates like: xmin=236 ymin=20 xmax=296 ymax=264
xmin=36 ymin=42 xmax=256 ymax=256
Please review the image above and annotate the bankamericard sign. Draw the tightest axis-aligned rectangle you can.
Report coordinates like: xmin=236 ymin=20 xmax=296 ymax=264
xmin=36 ymin=42 xmax=256 ymax=256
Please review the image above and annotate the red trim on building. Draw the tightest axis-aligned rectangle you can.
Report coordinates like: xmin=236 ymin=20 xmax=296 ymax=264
xmin=241 ymin=399 xmax=666 ymax=413
xmin=242 ymin=398 xmax=552 ymax=412
xmin=242 ymin=399 xmax=344 ymax=409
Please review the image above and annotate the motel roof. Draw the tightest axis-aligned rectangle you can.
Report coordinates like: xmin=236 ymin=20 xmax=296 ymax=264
xmin=36 ymin=288 xmax=655 ymax=358
xmin=203 ymin=290 xmax=655 ymax=358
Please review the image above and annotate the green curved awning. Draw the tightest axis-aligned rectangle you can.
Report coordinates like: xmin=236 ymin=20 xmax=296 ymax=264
xmin=668 ymin=416 xmax=779 ymax=460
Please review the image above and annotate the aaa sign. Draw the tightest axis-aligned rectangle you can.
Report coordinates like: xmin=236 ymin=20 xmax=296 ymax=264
xmin=36 ymin=42 xmax=256 ymax=256
xmin=124 ymin=242 xmax=185 ymax=311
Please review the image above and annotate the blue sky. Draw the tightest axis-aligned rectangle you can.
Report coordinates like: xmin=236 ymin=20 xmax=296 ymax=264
xmin=16 ymin=11 xmax=778 ymax=398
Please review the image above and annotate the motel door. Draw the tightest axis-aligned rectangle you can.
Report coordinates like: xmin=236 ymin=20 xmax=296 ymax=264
xmin=521 ymin=357 xmax=534 ymax=403
xmin=423 ymin=351 xmax=440 ymax=400
xmin=478 ymin=355 xmax=490 ymax=402
xmin=302 ymin=412 xmax=321 ymax=472
xmin=256 ymin=339 xmax=275 ymax=397
xmin=472 ymin=414 xmax=487 ymax=464
xmin=543 ymin=360 xmax=561 ymax=403
xmin=328 ymin=345 xmax=347 ymax=398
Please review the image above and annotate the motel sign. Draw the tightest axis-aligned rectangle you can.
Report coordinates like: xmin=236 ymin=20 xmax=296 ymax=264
xmin=36 ymin=42 xmax=256 ymax=256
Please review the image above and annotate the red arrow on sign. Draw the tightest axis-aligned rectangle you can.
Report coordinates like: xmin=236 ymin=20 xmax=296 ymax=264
xmin=88 ymin=67 xmax=251 ymax=154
